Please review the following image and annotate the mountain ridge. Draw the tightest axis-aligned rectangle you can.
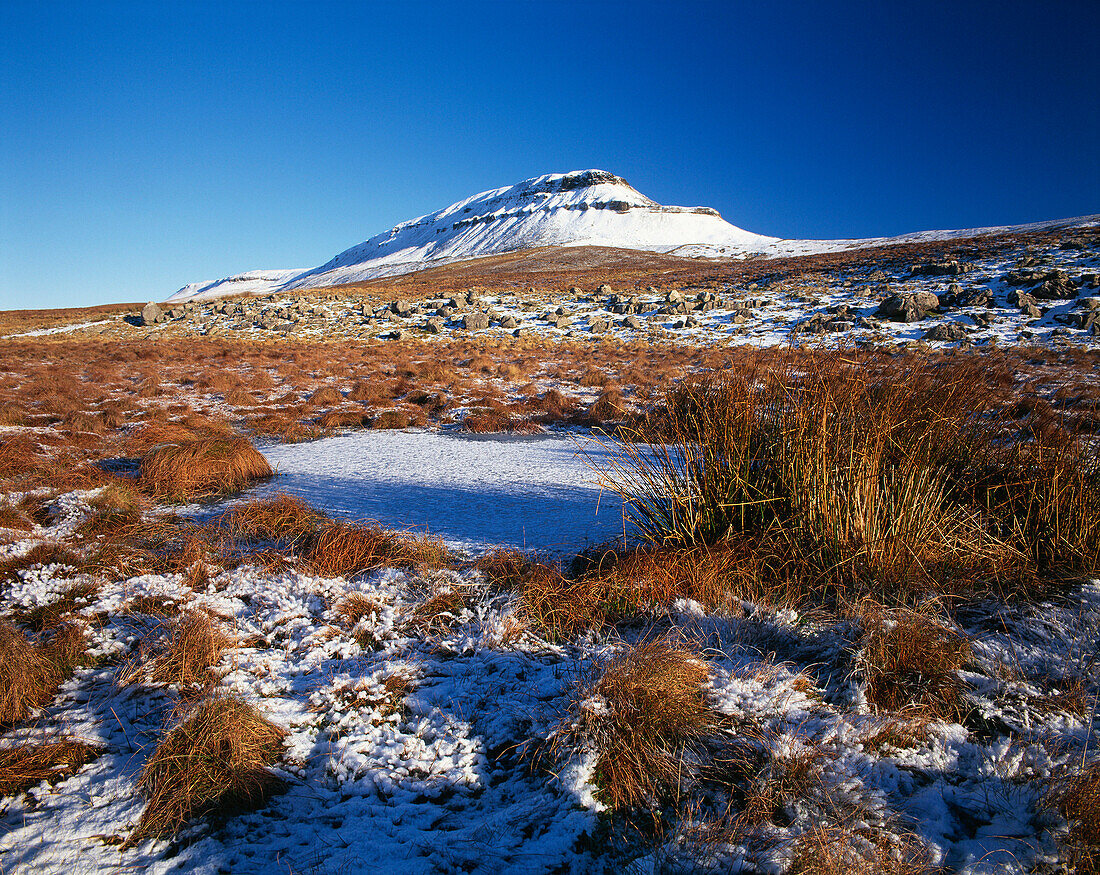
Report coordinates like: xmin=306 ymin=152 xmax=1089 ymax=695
xmin=167 ymin=170 xmax=1099 ymax=303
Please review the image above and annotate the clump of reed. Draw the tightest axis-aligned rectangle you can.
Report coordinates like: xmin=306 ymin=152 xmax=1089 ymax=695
xmin=601 ymin=356 xmax=1100 ymax=601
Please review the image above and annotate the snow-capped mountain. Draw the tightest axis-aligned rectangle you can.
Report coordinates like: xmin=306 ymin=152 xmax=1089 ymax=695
xmin=167 ymin=169 xmax=1099 ymax=302
xmin=167 ymin=170 xmax=777 ymax=302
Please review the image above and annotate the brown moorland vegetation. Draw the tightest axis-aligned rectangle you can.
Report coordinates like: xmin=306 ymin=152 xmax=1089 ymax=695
xmin=133 ymin=695 xmax=286 ymax=840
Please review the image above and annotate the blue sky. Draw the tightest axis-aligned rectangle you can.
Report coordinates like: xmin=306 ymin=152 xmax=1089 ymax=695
xmin=1 ymin=1 xmax=1097 ymax=310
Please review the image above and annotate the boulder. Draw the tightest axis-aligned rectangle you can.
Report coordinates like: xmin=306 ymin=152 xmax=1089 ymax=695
xmin=1033 ymin=270 xmax=1078 ymax=300
xmin=500 ymin=315 xmax=518 ymax=330
xmin=462 ymin=312 xmax=490 ymax=331
xmin=141 ymin=302 xmax=163 ymax=326
xmin=623 ymin=314 xmax=642 ymax=330
xmin=875 ymin=292 xmax=939 ymax=323
xmin=922 ymin=322 xmax=970 ymax=342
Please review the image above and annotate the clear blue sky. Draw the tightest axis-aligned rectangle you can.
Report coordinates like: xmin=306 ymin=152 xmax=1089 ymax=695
xmin=2 ymin=1 xmax=1097 ymax=310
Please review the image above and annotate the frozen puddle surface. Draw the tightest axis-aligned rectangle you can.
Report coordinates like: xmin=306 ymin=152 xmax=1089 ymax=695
xmin=243 ymin=429 xmax=627 ymax=555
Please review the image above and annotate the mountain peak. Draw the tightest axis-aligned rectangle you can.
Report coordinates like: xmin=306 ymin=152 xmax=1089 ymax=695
xmin=168 ymin=170 xmax=771 ymax=301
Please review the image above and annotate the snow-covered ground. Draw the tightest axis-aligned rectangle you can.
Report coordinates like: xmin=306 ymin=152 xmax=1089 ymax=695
xmin=1 ymin=432 xmax=1098 ymax=874
xmin=222 ymin=431 xmax=628 ymax=557
xmin=165 ymin=170 xmax=1100 ymax=302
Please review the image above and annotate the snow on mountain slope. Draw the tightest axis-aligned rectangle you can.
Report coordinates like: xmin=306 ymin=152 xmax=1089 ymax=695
xmin=166 ymin=170 xmax=776 ymax=302
xmin=278 ymin=170 xmax=777 ymax=290
xmin=165 ymin=169 xmax=1100 ymax=303
xmin=169 ymin=269 xmax=307 ymax=303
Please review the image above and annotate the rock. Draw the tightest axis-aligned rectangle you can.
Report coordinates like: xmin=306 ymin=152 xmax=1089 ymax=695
xmin=1024 ymin=302 xmax=1042 ymax=319
xmin=911 ymin=260 xmax=970 ymax=277
xmin=1008 ymin=289 xmax=1038 ymax=310
xmin=423 ymin=317 xmax=443 ymax=334
xmin=1080 ymin=297 xmax=1100 ymax=311
xmin=392 ymin=300 xmax=415 ymax=316
xmin=141 ymin=302 xmax=163 ymax=326
xmin=500 ymin=315 xmax=518 ymax=330
xmin=596 ymin=284 xmax=613 ymax=296
xmin=875 ymin=292 xmax=939 ymax=323
xmin=1033 ymin=270 xmax=1078 ymax=300
xmin=588 ymin=317 xmax=609 ymax=334
xmin=867 ymin=269 xmax=887 ymax=283
xmin=922 ymin=322 xmax=970 ymax=342
xmin=623 ymin=315 xmax=642 ymax=330
xmin=462 ymin=312 xmax=490 ymax=331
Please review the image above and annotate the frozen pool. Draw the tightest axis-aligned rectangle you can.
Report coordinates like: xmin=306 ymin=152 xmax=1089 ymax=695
xmin=229 ymin=429 xmax=630 ymax=556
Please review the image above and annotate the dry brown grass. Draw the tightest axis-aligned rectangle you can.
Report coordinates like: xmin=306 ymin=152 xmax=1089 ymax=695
xmin=604 ymin=355 xmax=1100 ymax=602
xmin=402 ymin=586 xmax=469 ymax=634
xmin=0 ymin=622 xmax=85 ymax=725
xmin=218 ymin=494 xmax=324 ymax=546
xmin=1048 ymin=759 xmax=1100 ymax=872
xmin=858 ymin=605 xmax=971 ymax=718
xmin=0 ymin=543 xmax=82 ymax=583
xmin=121 ymin=611 xmax=233 ymax=693
xmin=305 ymin=520 xmax=451 ymax=577
xmin=15 ymin=580 xmax=100 ymax=631
xmin=138 ymin=437 xmax=273 ymax=501
xmin=308 ymin=385 xmax=345 ymax=406
xmin=133 ymin=695 xmax=286 ymax=840
xmin=0 ymin=502 xmax=35 ymax=532
xmin=333 ymin=592 xmax=382 ymax=629
xmin=477 ymin=549 xmax=602 ymax=638
xmin=0 ymin=739 xmax=104 ymax=795
xmin=549 ymin=637 xmax=717 ymax=811
xmin=318 ymin=407 xmax=370 ymax=429
xmin=788 ymin=823 xmax=934 ymax=875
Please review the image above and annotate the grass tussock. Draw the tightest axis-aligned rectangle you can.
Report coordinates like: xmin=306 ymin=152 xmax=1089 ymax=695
xmin=0 ymin=622 xmax=85 ymax=725
xmin=0 ymin=502 xmax=34 ymax=531
xmin=122 ymin=611 xmax=233 ymax=693
xmin=0 ymin=543 xmax=82 ymax=583
xmin=477 ymin=549 xmax=601 ymax=637
xmin=857 ymin=605 xmax=971 ymax=718
xmin=218 ymin=494 xmax=325 ymax=546
xmin=333 ymin=592 xmax=382 ymax=629
xmin=550 ymin=638 xmax=716 ymax=811
xmin=139 ymin=437 xmax=273 ymax=501
xmin=602 ymin=358 xmax=1100 ymax=601
xmin=0 ymin=739 xmax=104 ymax=795
xmin=402 ymin=586 xmax=469 ymax=634
xmin=305 ymin=521 xmax=451 ymax=577
xmin=788 ymin=823 xmax=934 ymax=875
xmin=133 ymin=695 xmax=286 ymax=840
